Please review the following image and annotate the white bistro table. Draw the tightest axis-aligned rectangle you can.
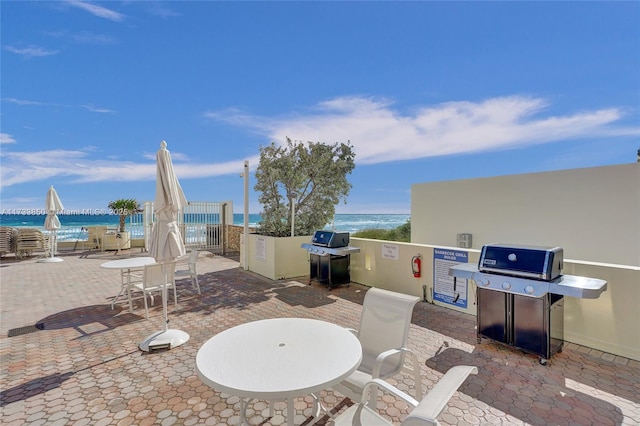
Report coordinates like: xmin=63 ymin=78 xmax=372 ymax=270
xmin=101 ymin=256 xmax=156 ymax=313
xmin=196 ymin=318 xmax=362 ymax=426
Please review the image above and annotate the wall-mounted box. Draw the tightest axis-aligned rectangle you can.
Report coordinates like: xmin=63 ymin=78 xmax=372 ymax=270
xmin=457 ymin=233 xmax=472 ymax=248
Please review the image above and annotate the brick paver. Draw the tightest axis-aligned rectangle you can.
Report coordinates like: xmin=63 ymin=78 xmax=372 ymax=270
xmin=1 ymin=249 xmax=639 ymax=425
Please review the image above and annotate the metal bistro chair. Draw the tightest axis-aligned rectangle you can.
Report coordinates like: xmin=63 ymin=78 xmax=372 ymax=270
xmin=332 ymin=365 xmax=478 ymax=426
xmin=332 ymin=287 xmax=423 ymax=407
xmin=175 ymin=249 xmax=201 ymax=294
xmin=131 ymin=261 xmax=177 ymax=319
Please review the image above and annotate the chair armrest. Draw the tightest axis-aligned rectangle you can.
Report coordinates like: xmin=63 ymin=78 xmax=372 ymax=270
xmin=361 ymin=378 xmax=419 ymax=408
xmin=370 ymin=347 xmax=422 ymax=405
xmin=408 ymin=365 xmax=478 ymax=423
xmin=371 ymin=347 xmax=414 ymax=378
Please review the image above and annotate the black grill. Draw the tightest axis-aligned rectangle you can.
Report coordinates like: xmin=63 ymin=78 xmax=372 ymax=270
xmin=301 ymin=231 xmax=360 ymax=289
xmin=450 ymin=243 xmax=606 ymax=365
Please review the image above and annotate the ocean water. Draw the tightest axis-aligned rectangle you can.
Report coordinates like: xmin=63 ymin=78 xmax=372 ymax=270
xmin=0 ymin=213 xmax=410 ymax=241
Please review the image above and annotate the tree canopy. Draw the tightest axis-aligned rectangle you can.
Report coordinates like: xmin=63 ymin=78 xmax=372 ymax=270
xmin=107 ymin=198 xmax=141 ymax=232
xmin=255 ymin=138 xmax=356 ymax=237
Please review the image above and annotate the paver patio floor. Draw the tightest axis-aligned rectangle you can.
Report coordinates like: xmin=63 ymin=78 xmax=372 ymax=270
xmin=1 ymin=250 xmax=639 ymax=425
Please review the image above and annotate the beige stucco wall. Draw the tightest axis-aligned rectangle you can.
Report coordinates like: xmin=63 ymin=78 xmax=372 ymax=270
xmin=233 ymin=163 xmax=640 ymax=360
xmin=242 ymin=234 xmax=311 ymax=280
xmin=410 ymin=163 xmax=640 ymax=265
xmin=348 ymin=239 xmax=640 ymax=361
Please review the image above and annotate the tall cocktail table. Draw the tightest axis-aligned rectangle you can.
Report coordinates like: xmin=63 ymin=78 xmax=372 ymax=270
xmin=196 ymin=318 xmax=362 ymax=425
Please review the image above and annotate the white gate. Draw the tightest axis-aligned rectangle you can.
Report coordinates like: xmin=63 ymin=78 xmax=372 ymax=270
xmin=133 ymin=201 xmax=231 ymax=253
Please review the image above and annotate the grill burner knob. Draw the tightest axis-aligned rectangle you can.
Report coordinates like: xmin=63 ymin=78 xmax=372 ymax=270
xmin=525 ymin=285 xmax=535 ymax=294
xmin=480 ymin=278 xmax=490 ymax=286
xmin=508 ymin=253 xmax=517 ymax=261
xmin=502 ymin=282 xmax=511 ymax=290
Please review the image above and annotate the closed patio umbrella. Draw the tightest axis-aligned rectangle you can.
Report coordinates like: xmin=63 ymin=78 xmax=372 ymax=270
xmin=139 ymin=140 xmax=190 ymax=352
xmin=38 ymin=185 xmax=64 ymax=263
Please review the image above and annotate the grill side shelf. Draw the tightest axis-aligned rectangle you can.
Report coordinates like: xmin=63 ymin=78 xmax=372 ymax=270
xmin=449 ymin=264 xmax=607 ymax=299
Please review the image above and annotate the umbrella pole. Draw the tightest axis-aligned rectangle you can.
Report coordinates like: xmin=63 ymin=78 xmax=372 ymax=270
xmin=139 ymin=260 xmax=189 ymax=352
xmin=51 ymin=230 xmax=56 ymax=258
xmin=162 ymin=262 xmax=169 ymax=333
xmin=38 ymin=228 xmax=63 ymax=263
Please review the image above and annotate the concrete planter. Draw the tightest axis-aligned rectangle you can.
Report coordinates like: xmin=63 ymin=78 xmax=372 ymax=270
xmin=241 ymin=233 xmax=311 ymax=280
xmin=102 ymin=231 xmax=131 ymax=251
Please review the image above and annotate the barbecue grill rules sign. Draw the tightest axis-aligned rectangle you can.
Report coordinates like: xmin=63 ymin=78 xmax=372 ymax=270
xmin=433 ymin=249 xmax=468 ymax=308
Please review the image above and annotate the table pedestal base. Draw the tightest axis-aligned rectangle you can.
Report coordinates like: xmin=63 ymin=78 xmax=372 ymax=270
xmin=139 ymin=329 xmax=189 ymax=352
xmin=37 ymin=257 xmax=64 ymax=263
xmin=241 ymin=395 xmax=323 ymax=426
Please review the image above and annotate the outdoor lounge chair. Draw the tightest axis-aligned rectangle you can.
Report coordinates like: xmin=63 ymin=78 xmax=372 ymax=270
xmin=332 ymin=287 xmax=423 ymax=406
xmin=0 ymin=226 xmax=17 ymax=257
xmin=15 ymin=228 xmax=47 ymax=259
xmin=331 ymin=365 xmax=478 ymax=426
xmin=175 ymin=249 xmax=201 ymax=294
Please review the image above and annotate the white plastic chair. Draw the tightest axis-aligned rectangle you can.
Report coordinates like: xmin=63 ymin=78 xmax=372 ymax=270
xmin=132 ymin=261 xmax=177 ymax=319
xmin=175 ymin=249 xmax=201 ymax=294
xmin=332 ymin=288 xmax=423 ymax=407
xmin=332 ymin=365 xmax=478 ymax=426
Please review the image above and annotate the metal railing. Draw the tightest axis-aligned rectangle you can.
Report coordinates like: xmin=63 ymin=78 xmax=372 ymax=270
xmin=133 ymin=201 xmax=232 ymax=253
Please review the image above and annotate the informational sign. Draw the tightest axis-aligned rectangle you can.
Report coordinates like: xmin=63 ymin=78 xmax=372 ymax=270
xmin=255 ymin=236 xmax=266 ymax=262
xmin=433 ymin=248 xmax=468 ymax=308
xmin=381 ymin=243 xmax=399 ymax=260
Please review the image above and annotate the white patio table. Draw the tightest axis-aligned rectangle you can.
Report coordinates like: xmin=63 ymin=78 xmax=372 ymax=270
xmin=101 ymin=256 xmax=156 ymax=313
xmin=196 ymin=318 xmax=362 ymax=426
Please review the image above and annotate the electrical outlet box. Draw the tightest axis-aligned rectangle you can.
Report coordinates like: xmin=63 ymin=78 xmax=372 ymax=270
xmin=457 ymin=233 xmax=472 ymax=248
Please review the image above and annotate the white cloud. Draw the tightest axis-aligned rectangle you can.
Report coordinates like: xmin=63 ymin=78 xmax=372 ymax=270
xmin=2 ymin=98 xmax=44 ymax=106
xmin=2 ymin=95 xmax=637 ymax=191
xmin=207 ymin=95 xmax=639 ymax=165
xmin=5 ymin=45 xmax=59 ymax=58
xmin=0 ymin=133 xmax=16 ymax=144
xmin=81 ymin=104 xmax=116 ymax=114
xmin=3 ymin=98 xmax=115 ymax=114
xmin=66 ymin=0 xmax=125 ymax=22
xmin=0 ymin=147 xmax=258 ymax=189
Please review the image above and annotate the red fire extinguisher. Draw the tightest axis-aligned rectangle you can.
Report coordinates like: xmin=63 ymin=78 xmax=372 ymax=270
xmin=411 ymin=254 xmax=422 ymax=278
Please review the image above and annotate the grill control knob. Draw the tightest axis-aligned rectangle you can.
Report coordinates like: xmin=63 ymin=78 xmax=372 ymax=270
xmin=480 ymin=278 xmax=490 ymax=286
xmin=508 ymin=253 xmax=517 ymax=261
xmin=502 ymin=282 xmax=511 ymax=290
xmin=525 ymin=285 xmax=535 ymax=294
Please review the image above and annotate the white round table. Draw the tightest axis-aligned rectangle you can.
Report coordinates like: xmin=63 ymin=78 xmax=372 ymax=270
xmin=101 ymin=257 xmax=156 ymax=313
xmin=196 ymin=318 xmax=362 ymax=425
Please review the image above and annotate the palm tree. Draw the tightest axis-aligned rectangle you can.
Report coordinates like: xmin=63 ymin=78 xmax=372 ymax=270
xmin=108 ymin=198 xmax=141 ymax=232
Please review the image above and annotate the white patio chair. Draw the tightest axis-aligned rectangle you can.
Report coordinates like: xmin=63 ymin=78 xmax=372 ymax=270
xmin=175 ymin=249 xmax=201 ymax=294
xmin=111 ymin=266 xmax=144 ymax=310
xmin=332 ymin=288 xmax=423 ymax=407
xmin=331 ymin=365 xmax=478 ymax=426
xmin=132 ymin=261 xmax=177 ymax=319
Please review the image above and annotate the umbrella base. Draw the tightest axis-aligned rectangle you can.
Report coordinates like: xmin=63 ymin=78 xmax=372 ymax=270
xmin=37 ymin=257 xmax=64 ymax=263
xmin=139 ymin=329 xmax=190 ymax=352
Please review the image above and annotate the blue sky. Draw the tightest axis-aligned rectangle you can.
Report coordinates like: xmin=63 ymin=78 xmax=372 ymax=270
xmin=1 ymin=1 xmax=639 ymax=215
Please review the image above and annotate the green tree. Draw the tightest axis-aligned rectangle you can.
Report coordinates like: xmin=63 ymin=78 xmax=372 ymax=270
xmin=255 ymin=138 xmax=356 ymax=237
xmin=107 ymin=198 xmax=141 ymax=232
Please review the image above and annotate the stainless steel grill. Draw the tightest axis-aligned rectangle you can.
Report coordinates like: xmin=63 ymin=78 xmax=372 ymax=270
xmin=450 ymin=243 xmax=607 ymax=365
xmin=301 ymin=231 xmax=360 ymax=289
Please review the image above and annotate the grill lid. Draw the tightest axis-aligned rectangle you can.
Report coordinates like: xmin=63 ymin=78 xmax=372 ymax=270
xmin=478 ymin=243 xmax=563 ymax=281
xmin=311 ymin=231 xmax=349 ymax=248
